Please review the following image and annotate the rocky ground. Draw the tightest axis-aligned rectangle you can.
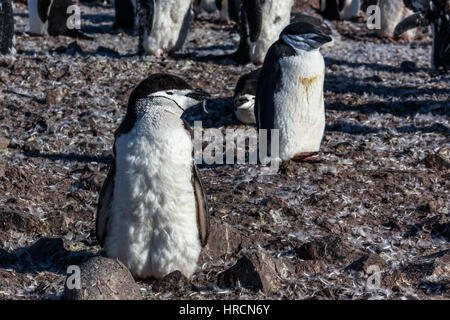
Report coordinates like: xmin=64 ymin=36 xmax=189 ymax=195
xmin=0 ymin=1 xmax=448 ymax=300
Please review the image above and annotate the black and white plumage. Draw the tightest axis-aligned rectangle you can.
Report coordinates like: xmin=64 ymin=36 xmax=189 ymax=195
xmin=0 ymin=0 xmax=14 ymax=55
xmin=317 ymin=0 xmax=360 ymax=20
xmin=233 ymin=0 xmax=294 ymax=65
xmin=395 ymin=0 xmax=449 ymax=72
xmin=233 ymin=68 xmax=261 ymax=124
xmin=113 ymin=0 xmax=137 ymax=30
xmin=27 ymin=0 xmax=92 ymax=39
xmin=137 ymin=0 xmax=193 ymax=57
xmin=255 ymin=22 xmax=332 ymax=162
xmin=376 ymin=0 xmax=416 ymax=40
xmin=97 ymin=73 xmax=210 ymax=279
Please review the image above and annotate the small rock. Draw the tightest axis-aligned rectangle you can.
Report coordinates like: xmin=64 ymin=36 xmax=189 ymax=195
xmin=199 ymin=219 xmax=249 ymax=263
xmin=431 ymin=253 xmax=450 ymax=278
xmin=0 ymin=136 xmax=10 ymax=149
xmin=345 ymin=254 xmax=388 ymax=273
xmin=295 ymin=235 xmax=349 ymax=263
xmin=400 ymin=60 xmax=416 ymax=72
xmin=64 ymin=256 xmax=142 ymax=300
xmin=45 ymin=90 xmax=62 ymax=105
xmin=152 ymin=271 xmax=192 ymax=292
xmin=423 ymin=153 xmax=450 ymax=171
xmin=432 ymin=222 xmax=449 ymax=241
xmin=217 ymin=248 xmax=293 ymax=295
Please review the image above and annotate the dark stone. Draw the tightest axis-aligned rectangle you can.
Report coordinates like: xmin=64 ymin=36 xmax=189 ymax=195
xmin=400 ymin=60 xmax=417 ymax=72
xmin=295 ymin=235 xmax=348 ymax=263
xmin=217 ymin=248 xmax=293 ymax=294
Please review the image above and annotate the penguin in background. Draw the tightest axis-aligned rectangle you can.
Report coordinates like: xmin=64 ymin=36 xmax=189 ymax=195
xmin=255 ymin=22 xmax=332 ymax=162
xmin=376 ymin=0 xmax=416 ymax=40
xmin=394 ymin=0 xmax=449 ymax=72
xmin=216 ymin=0 xmax=240 ymax=22
xmin=27 ymin=0 xmax=92 ymax=39
xmin=113 ymin=0 xmax=137 ymax=31
xmin=0 ymin=0 xmax=14 ymax=56
xmin=317 ymin=0 xmax=361 ymax=20
xmin=194 ymin=0 xmax=218 ymax=14
xmin=234 ymin=0 xmax=294 ymax=65
xmin=233 ymin=14 xmax=336 ymax=125
xmin=137 ymin=0 xmax=193 ymax=57
xmin=234 ymin=68 xmax=261 ymax=125
xmin=97 ymin=73 xmax=210 ymax=279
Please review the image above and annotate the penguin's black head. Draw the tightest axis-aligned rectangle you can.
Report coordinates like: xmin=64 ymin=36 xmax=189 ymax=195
xmin=280 ymin=22 xmax=333 ymax=52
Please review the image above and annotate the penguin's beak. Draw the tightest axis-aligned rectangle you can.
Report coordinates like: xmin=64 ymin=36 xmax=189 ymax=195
xmin=311 ymin=33 xmax=332 ymax=46
xmin=186 ymin=89 xmax=210 ymax=102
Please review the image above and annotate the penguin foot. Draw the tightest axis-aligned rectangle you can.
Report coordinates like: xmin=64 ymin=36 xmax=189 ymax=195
xmin=292 ymin=152 xmax=320 ymax=163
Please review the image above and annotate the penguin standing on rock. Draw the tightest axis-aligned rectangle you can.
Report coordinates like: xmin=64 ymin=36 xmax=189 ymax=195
xmin=113 ymin=0 xmax=137 ymax=31
xmin=97 ymin=73 xmax=210 ymax=279
xmin=27 ymin=0 xmax=92 ymax=39
xmin=255 ymin=22 xmax=332 ymax=162
xmin=395 ymin=0 xmax=449 ymax=72
xmin=317 ymin=0 xmax=360 ymax=20
xmin=137 ymin=0 xmax=194 ymax=57
xmin=233 ymin=0 xmax=294 ymax=65
xmin=0 ymin=0 xmax=14 ymax=55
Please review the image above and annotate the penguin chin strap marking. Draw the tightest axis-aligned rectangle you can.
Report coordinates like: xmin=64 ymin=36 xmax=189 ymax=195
xmin=150 ymin=95 xmax=186 ymax=113
xmin=282 ymin=34 xmax=323 ymax=52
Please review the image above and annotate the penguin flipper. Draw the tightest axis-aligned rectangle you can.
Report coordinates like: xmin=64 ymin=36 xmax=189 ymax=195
xmin=243 ymin=0 xmax=263 ymax=42
xmin=192 ymin=164 xmax=210 ymax=247
xmin=394 ymin=13 xmax=429 ymax=38
xmin=38 ymin=0 xmax=52 ymax=24
xmin=255 ymin=44 xmax=284 ymax=131
xmin=183 ymin=120 xmax=210 ymax=247
xmin=96 ymin=160 xmax=116 ymax=248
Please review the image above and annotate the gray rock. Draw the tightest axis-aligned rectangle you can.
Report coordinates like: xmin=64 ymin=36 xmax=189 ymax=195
xmin=199 ymin=218 xmax=250 ymax=263
xmin=64 ymin=256 xmax=142 ymax=300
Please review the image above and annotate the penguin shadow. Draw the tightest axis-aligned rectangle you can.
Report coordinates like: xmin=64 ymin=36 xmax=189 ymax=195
xmin=48 ymin=41 xmax=134 ymax=59
xmin=325 ymin=57 xmax=431 ymax=74
xmin=0 ymin=238 xmax=96 ymax=276
xmin=325 ymin=74 xmax=450 ymax=106
xmin=22 ymin=150 xmax=113 ymax=165
xmin=173 ymin=50 xmax=242 ymax=66
xmin=325 ymin=120 xmax=449 ymax=135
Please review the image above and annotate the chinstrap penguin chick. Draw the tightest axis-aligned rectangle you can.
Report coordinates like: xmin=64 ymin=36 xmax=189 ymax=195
xmin=395 ymin=0 xmax=449 ymax=72
xmin=27 ymin=0 xmax=93 ymax=39
xmin=255 ymin=22 xmax=332 ymax=162
xmin=233 ymin=0 xmax=294 ymax=65
xmin=97 ymin=73 xmax=210 ymax=279
xmin=0 ymin=0 xmax=14 ymax=56
xmin=234 ymin=68 xmax=261 ymax=125
xmin=137 ymin=0 xmax=194 ymax=57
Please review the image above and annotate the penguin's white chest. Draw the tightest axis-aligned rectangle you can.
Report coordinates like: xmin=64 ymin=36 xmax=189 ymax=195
xmin=250 ymin=0 xmax=294 ymax=64
xmin=104 ymin=115 xmax=201 ymax=279
xmin=274 ymin=51 xmax=326 ymax=160
xmin=143 ymin=0 xmax=193 ymax=56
